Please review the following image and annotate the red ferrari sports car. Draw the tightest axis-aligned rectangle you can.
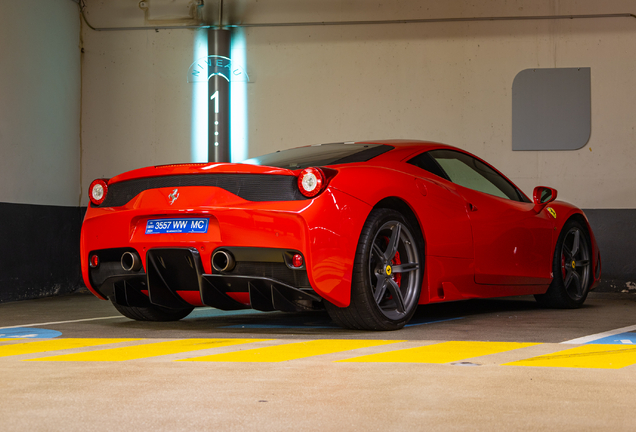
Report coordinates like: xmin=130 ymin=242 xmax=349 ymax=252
xmin=81 ymin=140 xmax=601 ymax=330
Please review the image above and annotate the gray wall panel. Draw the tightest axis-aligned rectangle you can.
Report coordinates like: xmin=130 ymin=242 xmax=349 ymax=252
xmin=512 ymin=68 xmax=591 ymax=151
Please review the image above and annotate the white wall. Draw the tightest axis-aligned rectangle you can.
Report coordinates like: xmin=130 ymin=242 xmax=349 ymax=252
xmin=80 ymin=29 xmax=196 ymax=183
xmin=0 ymin=0 xmax=81 ymax=206
xmin=80 ymin=0 xmax=205 ymax=205
xmin=80 ymin=0 xmax=636 ymax=208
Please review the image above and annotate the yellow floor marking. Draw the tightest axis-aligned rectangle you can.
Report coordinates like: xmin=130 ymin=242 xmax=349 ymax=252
xmin=504 ymin=344 xmax=636 ymax=369
xmin=338 ymin=341 xmax=539 ymax=364
xmin=27 ymin=338 xmax=269 ymax=362
xmin=180 ymin=339 xmax=404 ymax=363
xmin=0 ymin=338 xmax=140 ymax=358
xmin=0 ymin=338 xmax=24 ymax=342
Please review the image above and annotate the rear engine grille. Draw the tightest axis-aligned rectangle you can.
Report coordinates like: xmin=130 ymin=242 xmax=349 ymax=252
xmin=97 ymin=173 xmax=306 ymax=207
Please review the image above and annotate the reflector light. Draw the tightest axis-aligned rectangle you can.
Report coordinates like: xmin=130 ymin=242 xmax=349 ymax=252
xmin=298 ymin=167 xmax=325 ymax=197
xmin=292 ymin=254 xmax=303 ymax=268
xmin=89 ymin=179 xmax=109 ymax=206
xmin=89 ymin=254 xmax=99 ymax=268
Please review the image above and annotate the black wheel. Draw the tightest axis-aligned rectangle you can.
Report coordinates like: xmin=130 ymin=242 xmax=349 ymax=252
xmin=110 ymin=298 xmax=194 ymax=322
xmin=535 ymin=220 xmax=592 ymax=309
xmin=325 ymin=208 xmax=423 ymax=330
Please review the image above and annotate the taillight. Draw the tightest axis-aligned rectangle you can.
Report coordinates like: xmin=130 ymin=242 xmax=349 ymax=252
xmin=89 ymin=254 xmax=100 ymax=268
xmin=298 ymin=167 xmax=326 ymax=198
xmin=89 ymin=179 xmax=109 ymax=206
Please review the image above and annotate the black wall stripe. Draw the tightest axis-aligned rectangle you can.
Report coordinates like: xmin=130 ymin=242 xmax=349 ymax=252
xmin=0 ymin=202 xmax=85 ymax=303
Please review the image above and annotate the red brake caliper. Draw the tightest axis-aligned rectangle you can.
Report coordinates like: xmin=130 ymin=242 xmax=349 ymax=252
xmin=561 ymin=253 xmax=566 ymax=279
xmin=380 ymin=236 xmax=402 ymax=301
xmin=392 ymin=251 xmax=402 ymax=287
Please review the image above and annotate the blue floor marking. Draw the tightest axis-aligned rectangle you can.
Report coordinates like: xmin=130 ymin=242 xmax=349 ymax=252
xmin=0 ymin=328 xmax=62 ymax=338
xmin=586 ymin=331 xmax=636 ymax=345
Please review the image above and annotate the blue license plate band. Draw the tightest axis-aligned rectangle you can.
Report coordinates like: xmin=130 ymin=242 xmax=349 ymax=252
xmin=145 ymin=218 xmax=209 ymax=234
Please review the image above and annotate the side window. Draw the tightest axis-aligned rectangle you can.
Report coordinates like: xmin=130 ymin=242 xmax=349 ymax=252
xmin=407 ymin=152 xmax=449 ymax=180
xmin=428 ymin=150 xmax=525 ymax=202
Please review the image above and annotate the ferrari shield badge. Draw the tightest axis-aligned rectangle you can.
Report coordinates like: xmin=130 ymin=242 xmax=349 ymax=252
xmin=547 ymin=207 xmax=557 ymax=219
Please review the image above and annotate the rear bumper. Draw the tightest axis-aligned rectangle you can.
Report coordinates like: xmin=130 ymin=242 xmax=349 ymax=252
xmin=100 ymin=248 xmax=322 ymax=312
xmin=81 ymin=186 xmax=372 ymax=307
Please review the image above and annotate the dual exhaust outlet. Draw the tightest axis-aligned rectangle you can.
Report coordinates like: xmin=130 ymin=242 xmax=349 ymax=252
xmin=210 ymin=250 xmax=235 ymax=273
xmin=119 ymin=250 xmax=235 ymax=273
xmin=121 ymin=251 xmax=142 ymax=272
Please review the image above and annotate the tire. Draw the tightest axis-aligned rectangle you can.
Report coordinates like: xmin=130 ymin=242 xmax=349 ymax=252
xmin=535 ymin=220 xmax=592 ymax=309
xmin=110 ymin=298 xmax=194 ymax=322
xmin=325 ymin=208 xmax=423 ymax=330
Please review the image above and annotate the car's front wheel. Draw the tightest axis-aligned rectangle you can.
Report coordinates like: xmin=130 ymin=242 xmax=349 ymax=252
xmin=535 ymin=219 xmax=592 ymax=309
xmin=325 ymin=208 xmax=423 ymax=330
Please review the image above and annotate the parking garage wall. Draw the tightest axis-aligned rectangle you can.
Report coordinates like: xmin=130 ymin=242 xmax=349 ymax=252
xmin=0 ymin=1 xmax=83 ymax=302
xmin=77 ymin=0 xmax=636 ymax=288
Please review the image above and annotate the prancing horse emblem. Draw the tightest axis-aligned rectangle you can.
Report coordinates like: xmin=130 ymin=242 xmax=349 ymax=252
xmin=168 ymin=189 xmax=179 ymax=205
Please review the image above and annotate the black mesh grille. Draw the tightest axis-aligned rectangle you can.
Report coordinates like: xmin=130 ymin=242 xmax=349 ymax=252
xmin=98 ymin=174 xmax=306 ymax=207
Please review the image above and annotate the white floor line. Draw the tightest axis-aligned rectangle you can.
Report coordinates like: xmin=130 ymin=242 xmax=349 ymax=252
xmin=0 ymin=316 xmax=125 ymax=330
xmin=561 ymin=324 xmax=636 ymax=344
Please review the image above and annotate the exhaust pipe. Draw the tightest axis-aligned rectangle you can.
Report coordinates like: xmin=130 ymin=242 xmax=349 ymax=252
xmin=121 ymin=251 xmax=142 ymax=272
xmin=212 ymin=250 xmax=235 ymax=273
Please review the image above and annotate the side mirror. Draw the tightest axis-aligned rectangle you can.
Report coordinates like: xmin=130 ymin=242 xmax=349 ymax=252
xmin=533 ymin=186 xmax=557 ymax=212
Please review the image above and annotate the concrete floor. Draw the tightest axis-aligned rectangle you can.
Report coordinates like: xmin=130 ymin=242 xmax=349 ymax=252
xmin=1 ymin=291 xmax=636 ymax=431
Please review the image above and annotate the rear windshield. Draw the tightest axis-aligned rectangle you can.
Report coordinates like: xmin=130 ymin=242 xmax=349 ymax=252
xmin=242 ymin=143 xmax=393 ymax=169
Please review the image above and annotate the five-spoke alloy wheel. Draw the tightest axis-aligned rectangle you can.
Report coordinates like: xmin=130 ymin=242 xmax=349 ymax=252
xmin=325 ymin=208 xmax=423 ymax=330
xmin=535 ymin=220 xmax=592 ymax=308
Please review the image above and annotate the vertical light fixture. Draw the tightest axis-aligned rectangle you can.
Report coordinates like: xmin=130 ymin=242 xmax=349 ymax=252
xmin=190 ymin=29 xmax=208 ymax=162
xmin=230 ymin=28 xmax=248 ymax=162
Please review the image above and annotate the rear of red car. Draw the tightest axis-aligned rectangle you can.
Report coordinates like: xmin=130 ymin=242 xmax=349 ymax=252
xmin=80 ymin=143 xmax=395 ymax=316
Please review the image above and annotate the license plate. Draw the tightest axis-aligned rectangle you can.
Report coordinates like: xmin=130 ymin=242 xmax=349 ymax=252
xmin=145 ymin=218 xmax=209 ymax=234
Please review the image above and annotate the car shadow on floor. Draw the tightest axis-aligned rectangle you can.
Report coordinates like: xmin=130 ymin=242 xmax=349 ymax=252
xmin=104 ymin=294 xmax=567 ymax=336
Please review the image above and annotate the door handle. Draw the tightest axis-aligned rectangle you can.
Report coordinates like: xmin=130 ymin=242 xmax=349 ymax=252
xmin=467 ymin=203 xmax=478 ymax=212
